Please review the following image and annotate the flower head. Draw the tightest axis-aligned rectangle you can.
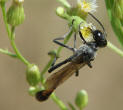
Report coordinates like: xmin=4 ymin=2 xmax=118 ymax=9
xmin=26 ymin=64 xmax=41 ymax=86
xmin=80 ymin=23 xmax=96 ymax=42
xmin=77 ymin=0 xmax=97 ymax=13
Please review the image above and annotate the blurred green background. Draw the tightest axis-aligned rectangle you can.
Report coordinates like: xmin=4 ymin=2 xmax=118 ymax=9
xmin=0 ymin=0 xmax=123 ymax=110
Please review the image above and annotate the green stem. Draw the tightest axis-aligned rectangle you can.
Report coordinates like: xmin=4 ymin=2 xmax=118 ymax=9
xmin=11 ymin=36 xmax=30 ymax=65
xmin=0 ymin=2 xmax=11 ymax=38
xmin=41 ymin=58 xmax=54 ymax=76
xmin=10 ymin=27 xmax=30 ymax=65
xmin=51 ymin=93 xmax=68 ymax=110
xmin=68 ymin=102 xmax=76 ymax=110
xmin=57 ymin=29 xmax=73 ymax=55
xmin=56 ymin=0 xmax=71 ymax=9
xmin=1 ymin=3 xmax=30 ymax=65
xmin=107 ymin=41 xmax=123 ymax=57
xmin=0 ymin=48 xmax=17 ymax=57
xmin=40 ymin=58 xmax=54 ymax=85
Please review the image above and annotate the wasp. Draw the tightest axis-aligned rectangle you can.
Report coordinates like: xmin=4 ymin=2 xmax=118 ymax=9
xmin=36 ymin=13 xmax=107 ymax=101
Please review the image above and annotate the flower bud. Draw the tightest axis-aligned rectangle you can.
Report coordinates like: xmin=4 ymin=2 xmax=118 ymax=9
xmin=75 ymin=90 xmax=88 ymax=109
xmin=56 ymin=7 xmax=65 ymax=18
xmin=28 ymin=86 xmax=41 ymax=96
xmin=26 ymin=64 xmax=41 ymax=86
xmin=14 ymin=0 xmax=24 ymax=5
xmin=7 ymin=0 xmax=25 ymax=26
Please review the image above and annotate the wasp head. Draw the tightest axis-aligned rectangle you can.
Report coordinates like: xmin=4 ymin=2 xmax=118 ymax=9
xmin=92 ymin=30 xmax=107 ymax=48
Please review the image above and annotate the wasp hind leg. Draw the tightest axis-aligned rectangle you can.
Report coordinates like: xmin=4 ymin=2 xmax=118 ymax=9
xmin=48 ymin=55 xmax=74 ymax=73
xmin=87 ymin=62 xmax=92 ymax=68
xmin=51 ymin=57 xmax=57 ymax=67
xmin=50 ymin=25 xmax=75 ymax=68
xmin=75 ymin=69 xmax=79 ymax=77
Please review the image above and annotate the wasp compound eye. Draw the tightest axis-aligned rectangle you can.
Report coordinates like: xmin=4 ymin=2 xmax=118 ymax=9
xmin=93 ymin=30 xmax=107 ymax=47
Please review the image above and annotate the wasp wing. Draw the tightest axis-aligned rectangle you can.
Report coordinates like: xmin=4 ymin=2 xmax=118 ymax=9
xmin=45 ymin=62 xmax=86 ymax=91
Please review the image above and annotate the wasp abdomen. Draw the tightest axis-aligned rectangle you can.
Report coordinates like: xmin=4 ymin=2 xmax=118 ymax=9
xmin=35 ymin=89 xmax=53 ymax=102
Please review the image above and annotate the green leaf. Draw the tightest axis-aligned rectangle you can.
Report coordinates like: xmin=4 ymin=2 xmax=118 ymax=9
xmin=105 ymin=0 xmax=123 ymax=48
xmin=110 ymin=15 xmax=123 ymax=47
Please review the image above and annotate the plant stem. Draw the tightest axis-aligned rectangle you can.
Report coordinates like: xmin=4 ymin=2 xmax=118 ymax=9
xmin=56 ymin=0 xmax=71 ymax=9
xmin=0 ymin=2 xmax=11 ymax=38
xmin=10 ymin=27 xmax=30 ymax=65
xmin=0 ymin=48 xmax=17 ymax=57
xmin=1 ymin=3 xmax=30 ymax=66
xmin=57 ymin=29 xmax=73 ymax=55
xmin=68 ymin=102 xmax=76 ymax=110
xmin=107 ymin=41 xmax=123 ymax=57
xmin=41 ymin=58 xmax=54 ymax=76
xmin=51 ymin=93 xmax=68 ymax=110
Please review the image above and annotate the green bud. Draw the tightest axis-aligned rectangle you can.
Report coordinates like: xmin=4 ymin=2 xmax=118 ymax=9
xmin=75 ymin=90 xmax=88 ymax=110
xmin=26 ymin=64 xmax=41 ymax=86
xmin=112 ymin=0 xmax=123 ymax=20
xmin=56 ymin=7 xmax=65 ymax=18
xmin=7 ymin=0 xmax=25 ymax=26
xmin=28 ymin=86 xmax=40 ymax=96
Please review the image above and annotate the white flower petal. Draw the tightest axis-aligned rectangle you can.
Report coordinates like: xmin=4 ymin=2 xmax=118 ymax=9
xmin=77 ymin=0 xmax=98 ymax=13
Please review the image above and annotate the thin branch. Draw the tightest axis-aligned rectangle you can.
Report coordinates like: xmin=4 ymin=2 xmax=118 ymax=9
xmin=108 ymin=41 xmax=123 ymax=57
xmin=0 ymin=48 xmax=17 ymax=57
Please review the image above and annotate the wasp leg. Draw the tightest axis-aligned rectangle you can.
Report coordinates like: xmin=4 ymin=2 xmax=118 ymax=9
xmin=51 ymin=57 xmax=57 ymax=67
xmin=87 ymin=62 xmax=92 ymax=68
xmin=48 ymin=51 xmax=58 ymax=67
xmin=74 ymin=33 xmax=77 ymax=49
xmin=53 ymin=19 xmax=77 ymax=52
xmin=82 ymin=51 xmax=93 ymax=68
xmin=48 ymin=59 xmax=68 ymax=73
xmin=53 ymin=38 xmax=75 ymax=52
xmin=75 ymin=69 xmax=79 ymax=77
xmin=50 ymin=20 xmax=75 ymax=68
xmin=48 ymin=54 xmax=77 ymax=73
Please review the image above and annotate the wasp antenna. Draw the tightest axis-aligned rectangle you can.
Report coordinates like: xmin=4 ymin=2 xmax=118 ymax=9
xmin=88 ymin=12 xmax=106 ymax=36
